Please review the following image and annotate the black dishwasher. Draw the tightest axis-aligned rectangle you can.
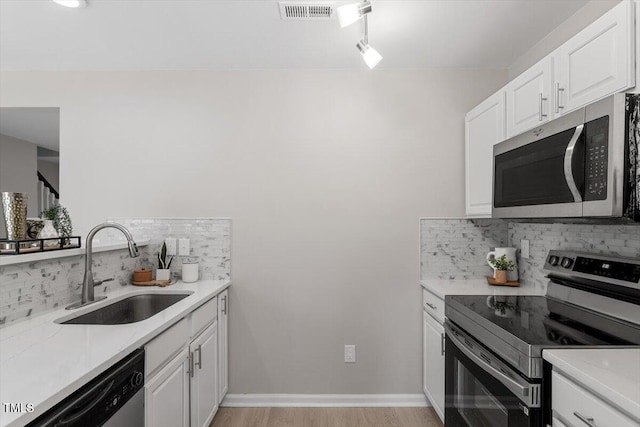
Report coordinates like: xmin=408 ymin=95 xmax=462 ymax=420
xmin=28 ymin=349 xmax=145 ymax=427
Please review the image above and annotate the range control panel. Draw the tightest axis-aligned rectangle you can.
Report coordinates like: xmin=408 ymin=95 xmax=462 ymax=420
xmin=545 ymin=250 xmax=640 ymax=285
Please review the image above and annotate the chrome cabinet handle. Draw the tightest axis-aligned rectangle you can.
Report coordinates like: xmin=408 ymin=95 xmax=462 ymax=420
xmin=425 ymin=302 xmax=437 ymax=310
xmin=440 ymin=333 xmax=445 ymax=356
xmin=539 ymin=93 xmax=548 ymax=121
xmin=195 ymin=345 xmax=202 ymax=370
xmin=573 ymin=411 xmax=596 ymax=427
xmin=189 ymin=352 xmax=195 ymax=377
xmin=555 ymin=83 xmax=565 ymax=113
xmin=222 ymin=296 xmax=227 ymax=315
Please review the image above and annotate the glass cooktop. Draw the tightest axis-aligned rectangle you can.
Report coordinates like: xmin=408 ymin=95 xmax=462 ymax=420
xmin=445 ymin=294 xmax=640 ymax=349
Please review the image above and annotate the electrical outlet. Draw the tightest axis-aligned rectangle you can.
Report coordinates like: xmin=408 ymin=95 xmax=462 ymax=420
xmin=344 ymin=345 xmax=356 ymax=363
xmin=521 ymin=239 xmax=530 ymax=259
xmin=178 ymin=238 xmax=190 ymax=256
xmin=164 ymin=238 xmax=177 ymax=256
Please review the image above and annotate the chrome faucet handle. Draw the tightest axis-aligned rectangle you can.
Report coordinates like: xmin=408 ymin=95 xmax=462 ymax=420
xmin=93 ymin=278 xmax=114 ymax=287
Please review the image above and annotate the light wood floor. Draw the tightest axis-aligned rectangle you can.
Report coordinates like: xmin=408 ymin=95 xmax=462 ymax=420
xmin=210 ymin=407 xmax=444 ymax=427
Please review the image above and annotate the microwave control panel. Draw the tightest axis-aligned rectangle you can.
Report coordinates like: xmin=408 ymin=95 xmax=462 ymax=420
xmin=584 ymin=116 xmax=609 ymax=201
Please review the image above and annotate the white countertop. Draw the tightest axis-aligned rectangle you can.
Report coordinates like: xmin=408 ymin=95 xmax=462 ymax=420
xmin=0 ymin=240 xmax=150 ymax=266
xmin=0 ymin=279 xmax=231 ymax=427
xmin=544 ymin=348 xmax=640 ymax=423
xmin=420 ymin=279 xmax=544 ymax=298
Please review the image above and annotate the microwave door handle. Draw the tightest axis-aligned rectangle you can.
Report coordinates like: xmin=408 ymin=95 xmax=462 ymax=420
xmin=444 ymin=323 xmax=533 ymax=406
xmin=564 ymin=124 xmax=584 ymax=203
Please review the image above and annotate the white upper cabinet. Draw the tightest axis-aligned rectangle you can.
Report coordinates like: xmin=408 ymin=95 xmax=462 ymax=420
xmin=505 ymin=56 xmax=554 ymax=137
xmin=554 ymin=1 xmax=635 ymax=115
xmin=465 ymin=90 xmax=505 ymax=217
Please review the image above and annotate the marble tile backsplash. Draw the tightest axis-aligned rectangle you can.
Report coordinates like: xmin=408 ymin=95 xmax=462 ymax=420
xmin=420 ymin=219 xmax=508 ymax=280
xmin=0 ymin=218 xmax=231 ymax=327
xmin=421 ymin=218 xmax=640 ymax=294
xmin=0 ymin=249 xmax=144 ymax=326
xmin=510 ymin=222 xmax=640 ymax=291
xmin=105 ymin=218 xmax=231 ymax=282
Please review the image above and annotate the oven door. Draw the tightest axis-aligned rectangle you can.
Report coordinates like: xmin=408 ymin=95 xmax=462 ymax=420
xmin=444 ymin=321 xmax=542 ymax=427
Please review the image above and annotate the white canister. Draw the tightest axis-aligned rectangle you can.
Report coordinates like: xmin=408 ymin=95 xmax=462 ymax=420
xmin=486 ymin=247 xmax=519 ymax=282
xmin=182 ymin=262 xmax=199 ymax=283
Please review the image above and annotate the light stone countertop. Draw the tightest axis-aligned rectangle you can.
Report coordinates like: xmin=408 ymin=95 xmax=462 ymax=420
xmin=0 ymin=279 xmax=231 ymax=427
xmin=543 ymin=348 xmax=640 ymax=423
xmin=420 ymin=279 xmax=544 ymax=299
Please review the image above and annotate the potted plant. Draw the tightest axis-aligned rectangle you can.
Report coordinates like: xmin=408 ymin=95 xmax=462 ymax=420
xmin=40 ymin=205 xmax=73 ymax=245
xmin=489 ymin=254 xmax=515 ymax=283
xmin=156 ymin=242 xmax=173 ymax=281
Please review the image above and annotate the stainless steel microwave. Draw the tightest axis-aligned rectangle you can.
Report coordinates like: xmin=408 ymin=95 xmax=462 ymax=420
xmin=492 ymin=93 xmax=639 ymax=221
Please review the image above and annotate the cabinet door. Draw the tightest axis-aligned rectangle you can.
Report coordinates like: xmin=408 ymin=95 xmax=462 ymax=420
xmin=423 ymin=311 xmax=445 ymax=422
xmin=506 ymin=57 xmax=553 ymax=137
xmin=465 ymin=90 xmax=505 ymax=217
xmin=554 ymin=1 xmax=634 ymax=114
xmin=190 ymin=321 xmax=219 ymax=427
xmin=218 ymin=290 xmax=229 ymax=403
xmin=145 ymin=348 xmax=190 ymax=427
xmin=552 ymin=417 xmax=568 ymax=427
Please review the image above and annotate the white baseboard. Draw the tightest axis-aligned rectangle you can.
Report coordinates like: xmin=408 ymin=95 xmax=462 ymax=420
xmin=221 ymin=394 xmax=430 ymax=408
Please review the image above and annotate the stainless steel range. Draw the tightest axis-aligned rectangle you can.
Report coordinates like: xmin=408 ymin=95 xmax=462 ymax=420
xmin=444 ymin=250 xmax=640 ymax=427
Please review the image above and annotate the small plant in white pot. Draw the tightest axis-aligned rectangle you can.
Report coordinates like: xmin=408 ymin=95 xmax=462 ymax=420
xmin=490 ymin=254 xmax=516 ymax=284
xmin=156 ymin=242 xmax=173 ymax=281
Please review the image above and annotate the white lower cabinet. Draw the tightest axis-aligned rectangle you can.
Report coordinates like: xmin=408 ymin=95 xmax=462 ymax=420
xmin=551 ymin=370 xmax=637 ymax=427
xmin=423 ymin=309 xmax=445 ymax=422
xmin=217 ymin=290 xmax=229 ymax=403
xmin=144 ymin=294 xmax=227 ymax=427
xmin=145 ymin=348 xmax=190 ymax=427
xmin=190 ymin=321 xmax=219 ymax=427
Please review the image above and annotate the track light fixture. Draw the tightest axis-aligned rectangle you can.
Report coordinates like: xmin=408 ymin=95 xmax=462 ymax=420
xmin=337 ymin=1 xmax=372 ymax=28
xmin=338 ymin=1 xmax=382 ymax=69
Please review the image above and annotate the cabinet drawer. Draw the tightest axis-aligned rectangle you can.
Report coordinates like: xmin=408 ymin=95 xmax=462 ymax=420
xmin=552 ymin=371 xmax=636 ymax=427
xmin=423 ymin=289 xmax=445 ymax=324
xmin=191 ymin=296 xmax=217 ymax=338
xmin=146 ymin=317 xmax=189 ymax=378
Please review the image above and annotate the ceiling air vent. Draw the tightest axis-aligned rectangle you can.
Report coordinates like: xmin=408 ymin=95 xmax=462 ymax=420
xmin=279 ymin=2 xmax=334 ymax=20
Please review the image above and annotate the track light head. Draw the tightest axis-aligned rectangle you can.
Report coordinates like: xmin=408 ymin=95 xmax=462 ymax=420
xmin=337 ymin=1 xmax=372 ymax=28
xmin=356 ymin=40 xmax=382 ymax=69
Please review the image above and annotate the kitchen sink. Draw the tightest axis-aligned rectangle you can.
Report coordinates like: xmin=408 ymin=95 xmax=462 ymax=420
xmin=59 ymin=293 xmax=192 ymax=325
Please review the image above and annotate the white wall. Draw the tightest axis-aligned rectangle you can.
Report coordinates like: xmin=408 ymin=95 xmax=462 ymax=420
xmin=0 ymin=133 xmax=38 ymax=228
xmin=0 ymin=69 xmax=507 ymax=394
xmin=508 ymin=0 xmax=621 ymax=80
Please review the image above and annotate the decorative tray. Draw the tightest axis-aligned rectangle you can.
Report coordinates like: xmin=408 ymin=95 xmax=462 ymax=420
xmin=132 ymin=279 xmax=176 ymax=287
xmin=486 ymin=276 xmax=520 ymax=287
xmin=0 ymin=236 xmax=81 ymax=255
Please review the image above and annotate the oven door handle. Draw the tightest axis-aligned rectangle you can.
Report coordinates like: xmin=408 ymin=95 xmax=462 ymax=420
xmin=563 ymin=124 xmax=584 ymax=203
xmin=445 ymin=323 xmax=536 ymax=407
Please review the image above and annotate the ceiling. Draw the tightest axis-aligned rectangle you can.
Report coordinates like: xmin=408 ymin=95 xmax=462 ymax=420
xmin=0 ymin=108 xmax=60 ymax=151
xmin=0 ymin=0 xmax=588 ymax=70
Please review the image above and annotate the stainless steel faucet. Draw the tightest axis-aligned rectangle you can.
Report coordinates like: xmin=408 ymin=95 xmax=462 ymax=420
xmin=66 ymin=222 xmax=140 ymax=310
